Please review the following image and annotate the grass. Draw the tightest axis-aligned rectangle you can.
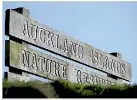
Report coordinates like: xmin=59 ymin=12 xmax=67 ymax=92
xmin=3 ymin=79 xmax=137 ymax=98
xmin=51 ymin=79 xmax=136 ymax=98
xmin=3 ymin=79 xmax=57 ymax=98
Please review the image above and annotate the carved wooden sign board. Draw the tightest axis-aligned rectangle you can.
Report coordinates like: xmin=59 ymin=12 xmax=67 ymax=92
xmin=5 ymin=7 xmax=132 ymax=85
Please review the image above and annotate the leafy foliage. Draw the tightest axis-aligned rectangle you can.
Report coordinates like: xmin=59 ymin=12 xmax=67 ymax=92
xmin=3 ymin=79 xmax=137 ymax=98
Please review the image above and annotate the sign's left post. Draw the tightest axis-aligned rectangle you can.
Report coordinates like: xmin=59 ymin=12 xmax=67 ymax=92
xmin=5 ymin=7 xmax=32 ymax=82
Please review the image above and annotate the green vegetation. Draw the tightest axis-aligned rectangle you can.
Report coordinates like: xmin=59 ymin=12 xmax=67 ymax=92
xmin=51 ymin=79 xmax=137 ymax=98
xmin=3 ymin=79 xmax=57 ymax=98
xmin=3 ymin=79 xmax=137 ymax=98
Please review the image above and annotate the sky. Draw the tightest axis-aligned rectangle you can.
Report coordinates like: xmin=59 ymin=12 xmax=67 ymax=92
xmin=2 ymin=1 xmax=137 ymax=84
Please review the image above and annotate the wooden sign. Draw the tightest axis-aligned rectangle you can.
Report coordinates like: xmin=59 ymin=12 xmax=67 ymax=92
xmin=5 ymin=40 xmax=122 ymax=85
xmin=5 ymin=9 xmax=131 ymax=81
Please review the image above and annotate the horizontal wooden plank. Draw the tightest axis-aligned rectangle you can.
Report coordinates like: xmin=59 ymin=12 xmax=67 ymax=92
xmin=5 ymin=40 xmax=122 ymax=85
xmin=5 ymin=9 xmax=131 ymax=81
xmin=4 ymin=72 xmax=32 ymax=82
